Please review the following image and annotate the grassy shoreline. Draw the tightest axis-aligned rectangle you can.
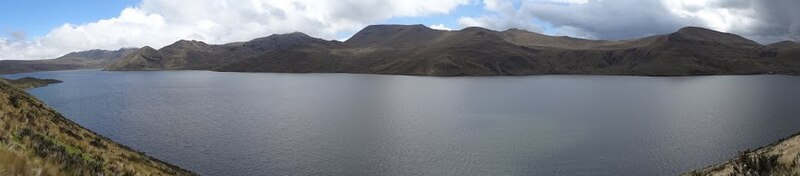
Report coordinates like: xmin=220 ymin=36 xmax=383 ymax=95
xmin=0 ymin=78 xmax=194 ymax=175
xmin=683 ymin=132 xmax=800 ymax=175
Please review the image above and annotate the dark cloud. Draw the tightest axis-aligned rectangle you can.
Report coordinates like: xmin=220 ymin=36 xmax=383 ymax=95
xmin=739 ymin=0 xmax=800 ymax=43
xmin=2 ymin=31 xmax=27 ymax=42
xmin=465 ymin=0 xmax=800 ymax=43
xmin=11 ymin=31 xmax=26 ymax=41
xmin=521 ymin=0 xmax=701 ymax=40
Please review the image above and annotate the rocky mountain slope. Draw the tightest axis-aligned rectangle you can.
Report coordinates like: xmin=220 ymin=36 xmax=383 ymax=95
xmin=0 ymin=79 xmax=193 ymax=175
xmin=107 ymin=24 xmax=800 ymax=76
xmin=683 ymin=132 xmax=800 ymax=176
xmin=105 ymin=33 xmax=339 ymax=71
xmin=0 ymin=48 xmax=137 ymax=74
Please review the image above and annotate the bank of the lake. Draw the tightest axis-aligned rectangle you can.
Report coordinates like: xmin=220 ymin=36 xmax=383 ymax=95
xmin=0 ymin=75 xmax=193 ymax=175
xmin=684 ymin=132 xmax=800 ymax=175
xmin=5 ymin=69 xmax=800 ymax=175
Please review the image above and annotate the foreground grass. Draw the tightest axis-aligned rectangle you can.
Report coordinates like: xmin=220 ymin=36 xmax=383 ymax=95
xmin=683 ymin=132 xmax=800 ymax=176
xmin=0 ymin=79 xmax=193 ymax=175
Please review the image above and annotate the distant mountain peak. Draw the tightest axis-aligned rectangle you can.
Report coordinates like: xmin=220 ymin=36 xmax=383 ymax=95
xmin=355 ymin=24 xmax=434 ymax=35
xmin=283 ymin=32 xmax=310 ymax=36
xmin=768 ymin=40 xmax=800 ymax=48
xmin=163 ymin=40 xmax=212 ymax=51
xmin=460 ymin=26 xmax=492 ymax=32
xmin=345 ymin=24 xmax=439 ymax=46
xmin=54 ymin=48 xmax=140 ymax=63
xmin=669 ymin=26 xmax=760 ymax=46
xmin=129 ymin=46 xmax=162 ymax=59
xmin=140 ymin=46 xmax=157 ymax=51
xmin=173 ymin=39 xmax=207 ymax=45
xmin=363 ymin=24 xmax=428 ymax=29
xmin=64 ymin=48 xmax=136 ymax=55
xmin=502 ymin=28 xmax=537 ymax=34
xmin=246 ymin=32 xmax=329 ymax=47
xmin=263 ymin=32 xmax=313 ymax=39
xmin=676 ymin=26 xmax=717 ymax=34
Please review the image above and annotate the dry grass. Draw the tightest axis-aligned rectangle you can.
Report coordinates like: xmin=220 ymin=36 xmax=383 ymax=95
xmin=0 ymin=149 xmax=33 ymax=176
xmin=0 ymin=79 xmax=194 ymax=175
xmin=683 ymin=132 xmax=800 ymax=176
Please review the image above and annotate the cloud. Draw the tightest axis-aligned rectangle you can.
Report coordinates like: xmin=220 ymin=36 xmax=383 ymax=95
xmin=458 ymin=0 xmax=544 ymax=33
xmin=0 ymin=0 xmax=469 ymax=60
xmin=429 ymin=24 xmax=453 ymax=31
xmin=460 ymin=0 xmax=800 ymax=43
xmin=731 ymin=0 xmax=800 ymax=43
xmin=525 ymin=0 xmax=698 ymax=39
xmin=9 ymin=31 xmax=26 ymax=42
xmin=460 ymin=0 xmax=698 ymax=39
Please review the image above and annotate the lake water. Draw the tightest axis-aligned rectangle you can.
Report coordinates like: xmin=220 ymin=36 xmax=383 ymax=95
xmin=4 ymin=69 xmax=800 ymax=175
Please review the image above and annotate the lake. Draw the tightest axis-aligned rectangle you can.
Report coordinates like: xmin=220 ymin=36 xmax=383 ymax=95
xmin=4 ymin=69 xmax=800 ymax=175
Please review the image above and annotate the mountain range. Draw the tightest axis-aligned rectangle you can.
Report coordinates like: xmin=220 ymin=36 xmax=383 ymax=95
xmin=105 ymin=24 xmax=800 ymax=76
xmin=3 ymin=24 xmax=800 ymax=76
xmin=0 ymin=48 xmax=137 ymax=74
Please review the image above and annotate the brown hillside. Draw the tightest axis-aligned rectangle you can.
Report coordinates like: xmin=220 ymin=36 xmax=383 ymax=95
xmin=0 ymin=79 xmax=193 ymax=175
xmin=104 ymin=24 xmax=800 ymax=76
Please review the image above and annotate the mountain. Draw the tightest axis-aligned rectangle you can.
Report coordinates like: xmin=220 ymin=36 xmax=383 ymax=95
xmin=0 ymin=79 xmax=194 ymax=175
xmin=769 ymin=40 xmax=800 ymax=49
xmin=105 ymin=33 xmax=339 ymax=71
xmin=684 ymin=132 xmax=800 ymax=175
xmin=108 ymin=24 xmax=800 ymax=76
xmin=0 ymin=48 xmax=137 ymax=74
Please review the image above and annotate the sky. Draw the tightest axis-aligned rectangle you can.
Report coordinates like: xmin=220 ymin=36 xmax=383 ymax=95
xmin=1 ymin=0 xmax=799 ymax=60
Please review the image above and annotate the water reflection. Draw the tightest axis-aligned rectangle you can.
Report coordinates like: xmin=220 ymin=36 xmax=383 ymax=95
xmin=4 ymin=70 xmax=800 ymax=175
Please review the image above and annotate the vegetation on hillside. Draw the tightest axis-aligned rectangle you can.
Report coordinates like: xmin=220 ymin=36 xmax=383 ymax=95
xmin=0 ymin=79 xmax=193 ymax=175
xmin=684 ymin=132 xmax=800 ymax=176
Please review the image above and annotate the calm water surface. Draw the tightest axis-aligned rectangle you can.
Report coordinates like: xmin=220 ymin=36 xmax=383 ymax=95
xmin=5 ymin=70 xmax=800 ymax=175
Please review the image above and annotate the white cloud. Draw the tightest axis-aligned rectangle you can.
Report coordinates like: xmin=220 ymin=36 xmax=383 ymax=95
xmin=458 ymin=0 xmax=543 ymax=32
xmin=0 ymin=0 xmax=469 ymax=60
xmin=550 ymin=0 xmax=589 ymax=4
xmin=662 ymin=0 xmax=758 ymax=33
xmin=429 ymin=24 xmax=453 ymax=31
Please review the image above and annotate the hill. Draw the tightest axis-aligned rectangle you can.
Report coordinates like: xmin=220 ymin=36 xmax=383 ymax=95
xmin=0 ymin=79 xmax=193 ymax=175
xmin=0 ymin=48 xmax=137 ymax=74
xmin=106 ymin=24 xmax=800 ymax=76
xmin=214 ymin=25 xmax=800 ymax=76
xmin=105 ymin=33 xmax=339 ymax=71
